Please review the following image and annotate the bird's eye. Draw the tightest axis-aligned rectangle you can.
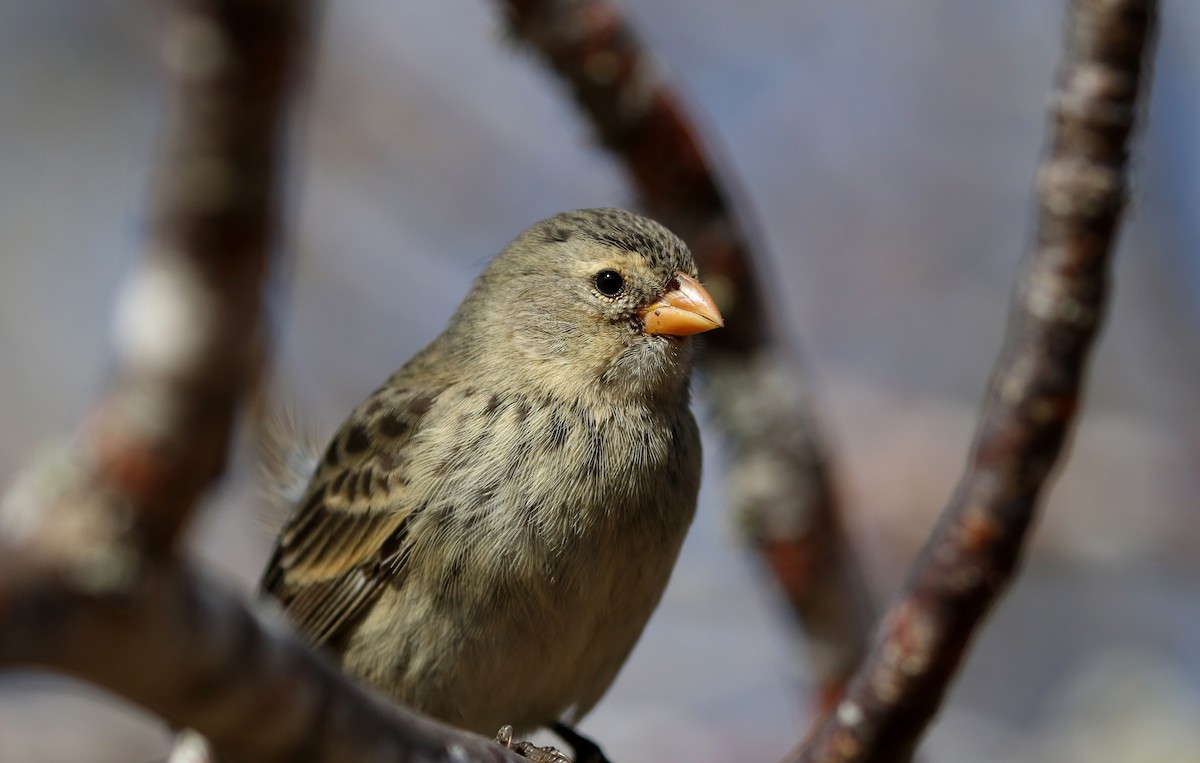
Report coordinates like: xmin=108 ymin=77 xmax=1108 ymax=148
xmin=594 ymin=269 xmax=625 ymax=297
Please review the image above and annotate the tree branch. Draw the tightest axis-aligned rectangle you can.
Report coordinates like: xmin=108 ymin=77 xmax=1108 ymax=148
xmin=0 ymin=549 xmax=531 ymax=763
xmin=789 ymin=1 xmax=1158 ymax=760
xmin=85 ymin=0 xmax=310 ymax=550
xmin=500 ymin=0 xmax=874 ymax=709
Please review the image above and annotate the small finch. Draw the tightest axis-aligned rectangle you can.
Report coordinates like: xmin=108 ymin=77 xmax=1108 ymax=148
xmin=177 ymin=209 xmax=723 ymax=761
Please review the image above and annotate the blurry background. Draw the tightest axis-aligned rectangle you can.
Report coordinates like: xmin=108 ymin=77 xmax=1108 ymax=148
xmin=2 ymin=1 xmax=1198 ymax=762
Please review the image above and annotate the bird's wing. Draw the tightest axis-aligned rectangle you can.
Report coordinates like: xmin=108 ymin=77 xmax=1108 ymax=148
xmin=259 ymin=385 xmax=438 ymax=648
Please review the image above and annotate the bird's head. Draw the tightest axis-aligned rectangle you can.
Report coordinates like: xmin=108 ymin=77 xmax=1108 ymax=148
xmin=454 ymin=209 xmax=724 ymax=401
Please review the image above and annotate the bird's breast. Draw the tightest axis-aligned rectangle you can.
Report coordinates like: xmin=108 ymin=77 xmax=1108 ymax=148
xmin=401 ymin=384 xmax=700 ymax=582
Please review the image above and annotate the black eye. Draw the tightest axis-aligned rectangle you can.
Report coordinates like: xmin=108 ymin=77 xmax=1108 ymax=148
xmin=594 ymin=269 xmax=624 ymax=297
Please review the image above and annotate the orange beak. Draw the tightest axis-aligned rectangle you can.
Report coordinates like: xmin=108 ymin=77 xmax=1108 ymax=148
xmin=638 ymin=273 xmax=725 ymax=337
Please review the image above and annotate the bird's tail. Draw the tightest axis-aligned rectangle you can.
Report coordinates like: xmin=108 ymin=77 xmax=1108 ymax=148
xmin=250 ymin=402 xmax=322 ymax=532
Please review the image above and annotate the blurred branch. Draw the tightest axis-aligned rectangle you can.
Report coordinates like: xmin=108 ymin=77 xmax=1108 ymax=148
xmin=501 ymin=0 xmax=874 ymax=709
xmin=82 ymin=0 xmax=307 ymax=551
xmin=0 ymin=549 xmax=533 ymax=763
xmin=0 ymin=1 xmax=532 ymax=762
xmin=790 ymin=1 xmax=1158 ymax=761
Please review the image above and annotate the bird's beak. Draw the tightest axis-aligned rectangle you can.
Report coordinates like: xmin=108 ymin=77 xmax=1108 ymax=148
xmin=638 ymin=273 xmax=725 ymax=336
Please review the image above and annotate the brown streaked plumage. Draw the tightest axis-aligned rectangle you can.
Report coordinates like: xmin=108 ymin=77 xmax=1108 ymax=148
xmin=261 ymin=208 xmax=723 ymax=738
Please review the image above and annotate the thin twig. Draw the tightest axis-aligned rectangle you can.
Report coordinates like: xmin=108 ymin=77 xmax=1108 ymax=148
xmin=790 ymin=1 xmax=1158 ymax=760
xmin=500 ymin=0 xmax=874 ymax=709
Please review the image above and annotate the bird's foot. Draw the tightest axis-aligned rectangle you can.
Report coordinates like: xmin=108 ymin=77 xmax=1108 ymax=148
xmin=495 ymin=725 xmax=574 ymax=763
xmin=552 ymin=722 xmax=613 ymax=763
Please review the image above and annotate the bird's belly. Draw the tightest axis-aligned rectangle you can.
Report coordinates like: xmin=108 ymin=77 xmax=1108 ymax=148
xmin=341 ymin=502 xmax=686 ymax=735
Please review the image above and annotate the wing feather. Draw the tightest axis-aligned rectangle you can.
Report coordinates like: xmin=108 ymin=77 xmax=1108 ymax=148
xmin=259 ymin=384 xmax=435 ymax=649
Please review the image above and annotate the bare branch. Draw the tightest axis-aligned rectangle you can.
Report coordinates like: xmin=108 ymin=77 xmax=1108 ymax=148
xmin=500 ymin=0 xmax=874 ymax=707
xmin=86 ymin=0 xmax=310 ymax=550
xmin=0 ymin=549 xmax=532 ymax=763
xmin=706 ymin=354 xmax=871 ymax=712
xmin=790 ymin=1 xmax=1159 ymax=760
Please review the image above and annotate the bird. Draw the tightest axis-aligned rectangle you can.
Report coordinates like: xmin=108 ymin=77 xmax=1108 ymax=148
xmin=184 ymin=208 xmax=723 ymax=762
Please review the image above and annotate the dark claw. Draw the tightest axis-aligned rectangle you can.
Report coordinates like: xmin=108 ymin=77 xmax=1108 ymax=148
xmin=552 ymin=722 xmax=612 ymax=763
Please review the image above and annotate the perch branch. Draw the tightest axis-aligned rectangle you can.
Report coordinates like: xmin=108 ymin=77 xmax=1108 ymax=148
xmin=790 ymin=1 xmax=1158 ymax=760
xmin=0 ymin=549 xmax=532 ymax=763
xmin=500 ymin=0 xmax=873 ymax=708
